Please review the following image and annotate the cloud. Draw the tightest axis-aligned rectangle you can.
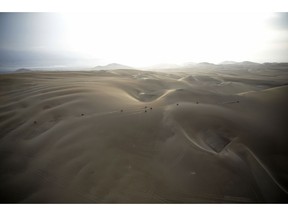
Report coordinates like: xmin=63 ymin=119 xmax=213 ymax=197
xmin=268 ymin=13 xmax=288 ymax=31
xmin=0 ymin=13 xmax=65 ymax=50
xmin=1 ymin=12 xmax=288 ymax=66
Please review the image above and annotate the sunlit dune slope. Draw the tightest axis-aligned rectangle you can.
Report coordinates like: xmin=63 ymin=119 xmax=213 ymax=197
xmin=0 ymin=68 xmax=288 ymax=203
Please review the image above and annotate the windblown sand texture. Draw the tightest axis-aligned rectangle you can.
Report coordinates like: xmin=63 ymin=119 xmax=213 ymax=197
xmin=1 ymin=65 xmax=288 ymax=203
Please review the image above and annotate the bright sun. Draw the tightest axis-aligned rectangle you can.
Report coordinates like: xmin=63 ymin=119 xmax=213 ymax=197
xmin=59 ymin=13 xmax=275 ymax=66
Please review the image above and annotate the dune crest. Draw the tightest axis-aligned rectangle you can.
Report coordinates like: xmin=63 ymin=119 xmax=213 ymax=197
xmin=0 ymin=66 xmax=288 ymax=203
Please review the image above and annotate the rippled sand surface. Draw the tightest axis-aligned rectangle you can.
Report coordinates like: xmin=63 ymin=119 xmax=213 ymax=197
xmin=0 ymin=67 xmax=288 ymax=203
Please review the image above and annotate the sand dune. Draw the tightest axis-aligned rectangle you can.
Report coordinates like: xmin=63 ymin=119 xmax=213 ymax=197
xmin=0 ymin=67 xmax=288 ymax=203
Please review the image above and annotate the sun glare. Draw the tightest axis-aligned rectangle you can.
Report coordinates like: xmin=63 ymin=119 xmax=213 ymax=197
xmin=59 ymin=13 xmax=274 ymax=66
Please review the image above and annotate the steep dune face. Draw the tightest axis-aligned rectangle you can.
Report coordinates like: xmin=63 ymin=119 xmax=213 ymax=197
xmin=0 ymin=68 xmax=288 ymax=203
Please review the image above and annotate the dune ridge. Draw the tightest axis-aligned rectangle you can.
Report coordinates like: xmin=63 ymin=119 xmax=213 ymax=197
xmin=0 ymin=67 xmax=288 ymax=203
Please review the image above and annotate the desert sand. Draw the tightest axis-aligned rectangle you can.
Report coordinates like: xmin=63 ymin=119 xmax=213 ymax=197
xmin=0 ymin=64 xmax=288 ymax=203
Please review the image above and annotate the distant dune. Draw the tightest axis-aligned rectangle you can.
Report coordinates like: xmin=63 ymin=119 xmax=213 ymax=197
xmin=0 ymin=64 xmax=288 ymax=203
xmin=144 ymin=61 xmax=267 ymax=72
xmin=14 ymin=68 xmax=33 ymax=73
xmin=94 ymin=63 xmax=133 ymax=70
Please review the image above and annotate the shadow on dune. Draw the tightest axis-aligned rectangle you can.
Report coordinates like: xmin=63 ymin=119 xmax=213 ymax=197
xmin=0 ymin=67 xmax=288 ymax=203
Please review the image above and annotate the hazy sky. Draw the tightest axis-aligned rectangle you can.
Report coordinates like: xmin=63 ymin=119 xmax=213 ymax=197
xmin=0 ymin=12 xmax=287 ymax=67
